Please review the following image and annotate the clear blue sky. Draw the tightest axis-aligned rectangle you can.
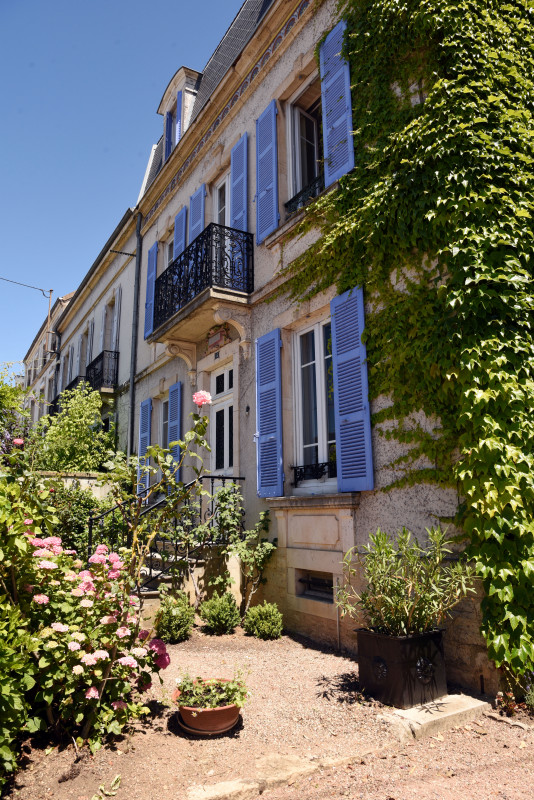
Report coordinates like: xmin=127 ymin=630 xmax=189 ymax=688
xmin=0 ymin=0 xmax=245 ymax=368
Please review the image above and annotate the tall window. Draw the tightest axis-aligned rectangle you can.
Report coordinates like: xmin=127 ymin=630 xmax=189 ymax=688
xmin=210 ymin=366 xmax=234 ymax=474
xmin=294 ymin=320 xmax=336 ymax=482
xmin=287 ymin=77 xmax=322 ymax=210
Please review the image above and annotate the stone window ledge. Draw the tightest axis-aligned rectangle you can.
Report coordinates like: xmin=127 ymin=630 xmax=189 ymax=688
xmin=267 ymin=493 xmax=360 ymax=511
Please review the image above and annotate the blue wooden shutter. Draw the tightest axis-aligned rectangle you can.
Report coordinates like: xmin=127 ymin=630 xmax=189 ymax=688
xmin=255 ymin=100 xmax=279 ymax=243
xmin=137 ymin=398 xmax=152 ymax=495
xmin=230 ymin=132 xmax=248 ymax=231
xmin=320 ymin=20 xmax=354 ymax=188
xmin=168 ymin=381 xmax=182 ymax=479
xmin=255 ymin=328 xmax=283 ymax=497
xmin=189 ymin=184 xmax=206 ymax=242
xmin=164 ymin=111 xmax=173 ymax=160
xmin=144 ymin=242 xmax=158 ymax=338
xmin=173 ymin=207 xmax=187 ymax=259
xmin=175 ymin=90 xmax=183 ymax=144
xmin=331 ymin=288 xmax=373 ymax=492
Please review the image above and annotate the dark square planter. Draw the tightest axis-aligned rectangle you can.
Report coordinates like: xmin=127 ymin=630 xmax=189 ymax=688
xmin=357 ymin=628 xmax=447 ymax=709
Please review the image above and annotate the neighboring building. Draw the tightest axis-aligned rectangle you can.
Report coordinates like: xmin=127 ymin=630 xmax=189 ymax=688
xmin=21 ymin=0 xmax=495 ymax=693
xmin=23 ymin=292 xmax=74 ymax=424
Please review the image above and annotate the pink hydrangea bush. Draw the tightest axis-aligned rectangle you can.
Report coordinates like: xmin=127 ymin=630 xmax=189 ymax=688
xmin=18 ymin=525 xmax=170 ymax=748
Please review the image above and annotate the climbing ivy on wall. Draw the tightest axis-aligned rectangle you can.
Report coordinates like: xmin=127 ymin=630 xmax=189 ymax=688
xmin=282 ymin=0 xmax=534 ymax=676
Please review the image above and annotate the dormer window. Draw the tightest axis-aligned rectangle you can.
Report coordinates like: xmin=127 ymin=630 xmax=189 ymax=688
xmin=164 ymin=90 xmax=183 ymax=161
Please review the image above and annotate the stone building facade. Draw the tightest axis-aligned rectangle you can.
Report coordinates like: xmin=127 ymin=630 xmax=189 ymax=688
xmin=23 ymin=0 xmax=496 ymax=694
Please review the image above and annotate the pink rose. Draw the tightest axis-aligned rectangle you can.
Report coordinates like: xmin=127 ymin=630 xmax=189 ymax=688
xmin=78 ymin=570 xmax=92 ymax=579
xmin=100 ymin=616 xmax=117 ymax=625
xmin=131 ymin=647 xmax=148 ymax=658
xmin=112 ymin=700 xmax=127 ymax=710
xmin=107 ymin=569 xmax=121 ymax=579
xmin=89 ymin=553 xmax=107 ymax=564
xmin=192 ymin=390 xmax=212 ymax=407
xmin=81 ymin=653 xmax=98 ymax=666
xmin=51 ymin=623 xmax=69 ymax=633
xmin=72 ymin=664 xmax=84 ymax=675
xmin=93 ymin=649 xmax=109 ymax=661
xmin=95 ymin=544 xmax=109 ymax=555
xmin=71 ymin=588 xmax=84 ymax=597
xmin=85 ymin=687 xmax=99 ymax=700
xmin=148 ymin=638 xmax=167 ymax=655
xmin=117 ymin=656 xmax=138 ymax=669
xmin=68 ymin=641 xmax=81 ymax=651
xmin=80 ymin=598 xmax=94 ymax=608
xmin=138 ymin=629 xmax=150 ymax=641
xmin=155 ymin=652 xmax=170 ymax=670
xmin=42 ymin=537 xmax=62 ymax=547
xmin=38 ymin=560 xmax=57 ymax=570
xmin=13 ymin=439 xmax=24 ymax=446
xmin=108 ymin=552 xmax=122 ymax=564
xmin=64 ymin=573 xmax=77 ymax=582
xmin=33 ymin=549 xmax=54 ymax=558
xmin=116 ymin=627 xmax=131 ymax=639
xmin=33 ymin=594 xmax=49 ymax=604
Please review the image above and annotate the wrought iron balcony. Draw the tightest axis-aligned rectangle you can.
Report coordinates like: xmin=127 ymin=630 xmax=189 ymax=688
xmin=64 ymin=375 xmax=84 ymax=393
xmin=153 ymin=222 xmax=253 ymax=333
xmin=284 ymin=173 xmax=325 ymax=218
xmin=85 ymin=350 xmax=119 ymax=392
xmin=292 ymin=459 xmax=337 ymax=487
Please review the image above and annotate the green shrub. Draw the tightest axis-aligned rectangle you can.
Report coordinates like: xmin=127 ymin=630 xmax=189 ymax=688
xmin=155 ymin=593 xmax=195 ymax=643
xmin=243 ymin=602 xmax=283 ymax=640
xmin=199 ymin=591 xmax=240 ymax=635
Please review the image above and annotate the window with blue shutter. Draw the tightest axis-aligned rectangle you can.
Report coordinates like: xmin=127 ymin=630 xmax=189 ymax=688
xmin=255 ymin=328 xmax=283 ymax=497
xmin=189 ymin=184 xmax=206 ymax=242
xmin=230 ymin=132 xmax=248 ymax=231
xmin=320 ymin=20 xmax=354 ymax=188
xmin=255 ymin=100 xmax=279 ymax=243
xmin=137 ymin=398 xmax=152 ymax=496
xmin=173 ymin=207 xmax=187 ymax=259
xmin=331 ymin=287 xmax=373 ymax=492
xmin=175 ymin=90 xmax=183 ymax=145
xmin=164 ymin=111 xmax=173 ymax=161
xmin=144 ymin=242 xmax=158 ymax=339
xmin=168 ymin=381 xmax=182 ymax=479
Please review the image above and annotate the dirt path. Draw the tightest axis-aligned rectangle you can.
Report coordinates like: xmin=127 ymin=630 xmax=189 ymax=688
xmin=5 ymin=629 xmax=533 ymax=800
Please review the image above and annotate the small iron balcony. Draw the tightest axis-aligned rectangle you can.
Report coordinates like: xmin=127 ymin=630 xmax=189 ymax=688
xmin=85 ymin=350 xmax=119 ymax=392
xmin=153 ymin=222 xmax=253 ymax=333
xmin=285 ymin=173 xmax=325 ymax=218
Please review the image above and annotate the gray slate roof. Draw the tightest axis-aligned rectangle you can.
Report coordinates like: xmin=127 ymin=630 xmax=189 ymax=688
xmin=190 ymin=0 xmax=275 ymax=122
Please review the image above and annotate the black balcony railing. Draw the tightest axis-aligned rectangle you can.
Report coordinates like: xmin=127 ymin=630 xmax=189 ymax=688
xmin=285 ymin=173 xmax=325 ymax=217
xmin=292 ymin=460 xmax=337 ymax=486
xmin=64 ymin=375 xmax=84 ymax=393
xmin=85 ymin=350 xmax=119 ymax=391
xmin=153 ymin=222 xmax=253 ymax=332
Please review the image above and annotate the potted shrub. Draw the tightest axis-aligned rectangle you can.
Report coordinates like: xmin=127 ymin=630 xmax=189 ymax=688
xmin=337 ymin=526 xmax=476 ymax=709
xmin=172 ymin=672 xmax=249 ymax=735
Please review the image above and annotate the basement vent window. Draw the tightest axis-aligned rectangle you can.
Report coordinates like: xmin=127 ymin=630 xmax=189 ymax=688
xmin=296 ymin=569 xmax=334 ymax=603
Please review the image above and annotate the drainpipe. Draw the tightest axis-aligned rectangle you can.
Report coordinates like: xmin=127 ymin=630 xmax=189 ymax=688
xmin=127 ymin=211 xmax=143 ymax=458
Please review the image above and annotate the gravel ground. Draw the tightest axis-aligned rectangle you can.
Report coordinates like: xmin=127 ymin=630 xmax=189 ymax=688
xmin=5 ymin=628 xmax=534 ymax=800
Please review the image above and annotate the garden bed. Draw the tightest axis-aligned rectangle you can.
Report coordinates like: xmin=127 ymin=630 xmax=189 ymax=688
xmin=6 ymin=628 xmax=395 ymax=800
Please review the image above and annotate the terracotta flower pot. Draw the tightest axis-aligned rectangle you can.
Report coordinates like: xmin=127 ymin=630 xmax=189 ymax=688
xmin=172 ymin=679 xmax=241 ymax=735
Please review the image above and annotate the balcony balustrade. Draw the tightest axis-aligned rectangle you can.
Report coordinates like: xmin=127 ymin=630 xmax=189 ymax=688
xmin=85 ymin=350 xmax=119 ymax=392
xmin=153 ymin=222 xmax=253 ymax=333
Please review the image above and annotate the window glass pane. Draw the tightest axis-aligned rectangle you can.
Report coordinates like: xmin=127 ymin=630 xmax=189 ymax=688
xmin=215 ymin=409 xmax=225 ymax=470
xmin=162 ymin=400 xmax=169 ymax=447
xmin=300 ymin=330 xmax=315 ymax=365
xmin=299 ymin=112 xmax=317 ymax=187
xmin=228 ymin=368 xmax=233 ymax=389
xmin=217 ymin=184 xmax=226 ymax=226
xmin=300 ymin=330 xmax=318 ymax=465
xmin=323 ymin=323 xmax=335 ymax=454
xmin=215 ymin=373 xmax=225 ymax=395
xmin=228 ymin=405 xmax=233 ymax=467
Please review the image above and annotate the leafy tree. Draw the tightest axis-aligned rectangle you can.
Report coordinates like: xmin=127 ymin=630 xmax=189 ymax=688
xmin=29 ymin=382 xmax=115 ymax=472
xmin=0 ymin=363 xmax=27 ymax=455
